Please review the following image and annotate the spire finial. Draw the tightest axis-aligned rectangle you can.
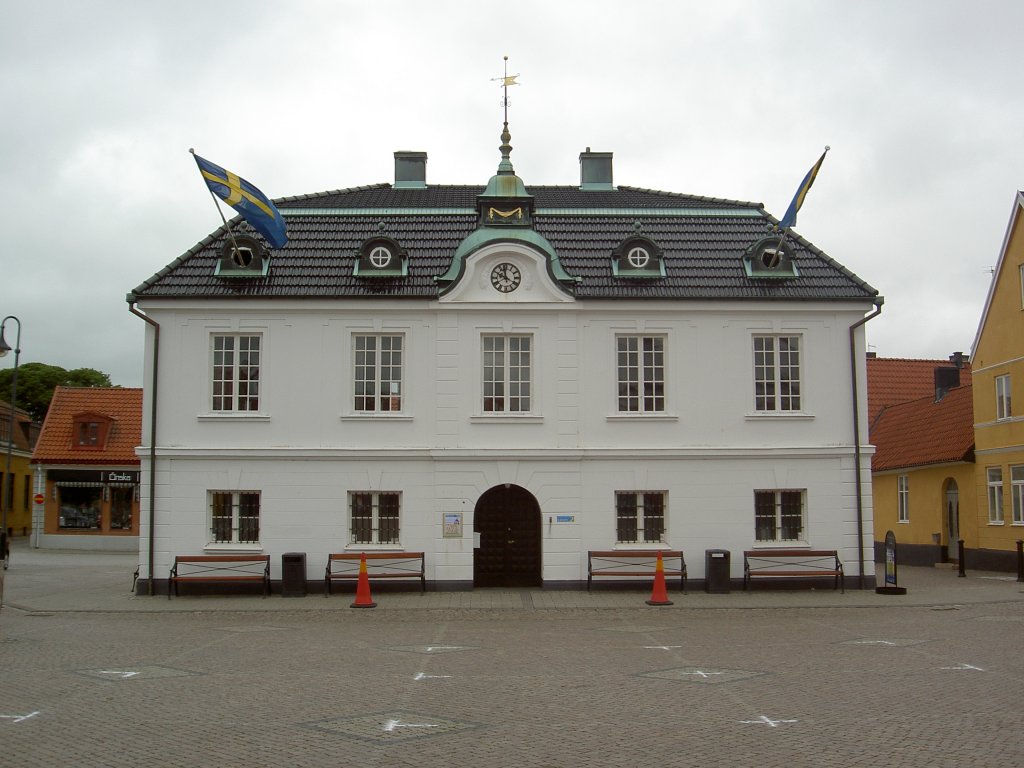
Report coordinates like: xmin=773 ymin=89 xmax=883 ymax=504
xmin=491 ymin=56 xmax=519 ymax=174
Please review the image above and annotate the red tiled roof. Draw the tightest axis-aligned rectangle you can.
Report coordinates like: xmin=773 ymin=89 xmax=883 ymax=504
xmin=870 ymin=385 xmax=974 ymax=472
xmin=0 ymin=398 xmax=35 ymax=452
xmin=31 ymin=387 xmax=143 ymax=466
xmin=867 ymin=356 xmax=971 ymax=427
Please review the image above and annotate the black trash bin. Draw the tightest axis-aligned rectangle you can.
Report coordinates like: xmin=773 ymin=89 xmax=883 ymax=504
xmin=705 ymin=549 xmax=731 ymax=594
xmin=281 ymin=552 xmax=307 ymax=597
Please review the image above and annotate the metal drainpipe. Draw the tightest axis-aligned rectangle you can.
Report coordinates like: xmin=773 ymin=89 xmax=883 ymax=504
xmin=128 ymin=302 xmax=159 ymax=596
xmin=849 ymin=297 xmax=884 ymax=589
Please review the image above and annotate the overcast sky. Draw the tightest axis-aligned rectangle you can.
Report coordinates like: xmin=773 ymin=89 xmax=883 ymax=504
xmin=1 ymin=0 xmax=1022 ymax=388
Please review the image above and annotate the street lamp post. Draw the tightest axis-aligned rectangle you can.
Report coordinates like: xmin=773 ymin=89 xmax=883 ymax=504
xmin=0 ymin=315 xmax=22 ymax=566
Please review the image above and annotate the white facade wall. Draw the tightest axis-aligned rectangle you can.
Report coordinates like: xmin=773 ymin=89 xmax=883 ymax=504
xmin=135 ymin=290 xmax=875 ymax=587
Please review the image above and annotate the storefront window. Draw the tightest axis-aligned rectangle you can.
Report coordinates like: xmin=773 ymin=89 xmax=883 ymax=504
xmin=110 ymin=487 xmax=133 ymax=529
xmin=58 ymin=486 xmax=102 ymax=529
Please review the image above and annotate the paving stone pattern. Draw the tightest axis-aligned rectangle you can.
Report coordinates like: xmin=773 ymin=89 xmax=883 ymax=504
xmin=1 ymin=545 xmax=1023 ymax=767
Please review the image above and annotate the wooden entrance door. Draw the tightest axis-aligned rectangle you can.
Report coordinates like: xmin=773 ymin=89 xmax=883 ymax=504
xmin=473 ymin=485 xmax=542 ymax=588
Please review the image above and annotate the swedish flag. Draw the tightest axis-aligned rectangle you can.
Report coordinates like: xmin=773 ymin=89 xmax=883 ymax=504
xmin=778 ymin=147 xmax=829 ymax=231
xmin=193 ymin=153 xmax=288 ymax=249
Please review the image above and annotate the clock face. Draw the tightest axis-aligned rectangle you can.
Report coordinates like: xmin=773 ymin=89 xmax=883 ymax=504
xmin=490 ymin=262 xmax=522 ymax=293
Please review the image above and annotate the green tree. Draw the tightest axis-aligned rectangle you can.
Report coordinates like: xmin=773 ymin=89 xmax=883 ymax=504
xmin=0 ymin=362 xmax=113 ymax=422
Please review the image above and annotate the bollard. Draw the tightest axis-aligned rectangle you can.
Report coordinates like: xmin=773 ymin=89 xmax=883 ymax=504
xmin=1017 ymin=540 xmax=1023 ymax=583
xmin=957 ymin=539 xmax=966 ymax=578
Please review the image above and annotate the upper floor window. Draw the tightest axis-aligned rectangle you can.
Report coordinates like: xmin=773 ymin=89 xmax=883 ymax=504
xmin=71 ymin=412 xmax=111 ymax=449
xmin=755 ymin=489 xmax=806 ymax=543
xmin=615 ymin=491 xmax=666 ymax=544
xmin=482 ymin=335 xmax=531 ymax=413
xmin=212 ymin=334 xmax=261 ymax=412
xmin=617 ymin=335 xmax=665 ymax=413
xmin=353 ymin=335 xmax=403 ymax=413
xmin=210 ymin=491 xmax=261 ymax=544
xmin=987 ymin=467 xmax=1004 ymax=524
xmin=897 ymin=475 xmax=910 ymax=523
xmin=753 ymin=335 xmax=801 ymax=412
xmin=996 ymin=374 xmax=1012 ymax=420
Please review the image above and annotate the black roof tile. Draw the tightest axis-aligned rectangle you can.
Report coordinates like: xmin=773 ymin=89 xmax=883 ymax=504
xmin=130 ymin=185 xmax=878 ymax=302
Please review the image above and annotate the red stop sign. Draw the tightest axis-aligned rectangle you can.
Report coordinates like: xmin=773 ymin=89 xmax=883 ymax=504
xmin=33 ymin=493 xmax=44 ymax=505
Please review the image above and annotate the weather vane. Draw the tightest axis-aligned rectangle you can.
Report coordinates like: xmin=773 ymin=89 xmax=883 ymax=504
xmin=491 ymin=55 xmax=519 ymax=124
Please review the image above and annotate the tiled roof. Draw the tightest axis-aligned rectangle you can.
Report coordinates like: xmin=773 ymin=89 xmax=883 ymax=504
xmin=870 ymin=385 xmax=974 ymax=472
xmin=130 ymin=184 xmax=878 ymax=302
xmin=0 ymin=399 xmax=35 ymax=452
xmin=31 ymin=387 xmax=143 ymax=466
xmin=867 ymin=356 xmax=971 ymax=427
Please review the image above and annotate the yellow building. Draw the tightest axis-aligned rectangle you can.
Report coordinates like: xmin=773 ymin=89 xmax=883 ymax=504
xmin=1 ymin=399 xmax=36 ymax=539
xmin=970 ymin=190 xmax=1024 ymax=570
xmin=869 ymin=358 xmax=975 ymax=566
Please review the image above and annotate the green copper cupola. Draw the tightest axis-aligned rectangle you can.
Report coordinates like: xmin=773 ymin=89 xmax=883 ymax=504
xmin=477 ymin=120 xmax=534 ymax=226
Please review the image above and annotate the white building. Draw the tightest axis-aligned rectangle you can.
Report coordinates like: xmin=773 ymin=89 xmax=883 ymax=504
xmin=128 ymin=129 xmax=881 ymax=593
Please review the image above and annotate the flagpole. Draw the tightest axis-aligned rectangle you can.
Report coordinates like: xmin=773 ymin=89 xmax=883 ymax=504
xmin=189 ymin=148 xmax=247 ymax=262
xmin=774 ymin=145 xmax=830 ymax=257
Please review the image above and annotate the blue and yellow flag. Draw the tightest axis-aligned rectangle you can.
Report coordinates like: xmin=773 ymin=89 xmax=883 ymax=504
xmin=193 ymin=153 xmax=288 ymax=249
xmin=778 ymin=147 xmax=829 ymax=231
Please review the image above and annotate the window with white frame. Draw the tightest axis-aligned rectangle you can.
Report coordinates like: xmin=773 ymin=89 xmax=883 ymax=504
xmin=615 ymin=491 xmax=666 ymax=544
xmin=482 ymin=335 xmax=531 ymax=413
xmin=753 ymin=335 xmax=801 ymax=412
xmin=1012 ymin=466 xmax=1024 ymax=525
xmin=211 ymin=334 xmax=261 ymax=412
xmin=754 ymin=489 xmax=806 ymax=543
xmin=209 ymin=491 xmax=261 ymax=544
xmin=897 ymin=475 xmax=910 ymax=523
xmin=996 ymin=374 xmax=1012 ymax=420
xmin=353 ymin=334 xmax=403 ymax=412
xmin=616 ymin=335 xmax=666 ymax=413
xmin=349 ymin=492 xmax=401 ymax=545
xmin=987 ymin=467 xmax=1004 ymax=523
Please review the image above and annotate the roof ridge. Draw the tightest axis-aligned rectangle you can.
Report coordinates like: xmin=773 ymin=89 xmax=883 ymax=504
xmin=616 ymin=185 xmax=763 ymax=209
xmin=275 ymin=182 xmax=393 ymax=204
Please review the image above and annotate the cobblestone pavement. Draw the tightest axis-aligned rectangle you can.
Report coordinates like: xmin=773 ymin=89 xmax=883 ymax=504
xmin=1 ymin=542 xmax=1023 ymax=767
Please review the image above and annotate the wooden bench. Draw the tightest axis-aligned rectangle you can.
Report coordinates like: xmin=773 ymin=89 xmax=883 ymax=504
xmin=324 ymin=552 xmax=426 ymax=595
xmin=743 ymin=549 xmax=844 ymax=593
xmin=168 ymin=554 xmax=271 ymax=598
xmin=587 ymin=550 xmax=687 ymax=592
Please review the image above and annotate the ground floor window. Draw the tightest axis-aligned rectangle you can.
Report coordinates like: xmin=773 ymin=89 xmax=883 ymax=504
xmin=897 ymin=475 xmax=909 ymax=523
xmin=58 ymin=486 xmax=102 ymax=529
xmin=1011 ymin=465 xmax=1024 ymax=525
xmin=210 ymin=491 xmax=261 ymax=544
xmin=350 ymin=491 xmax=401 ymax=545
xmin=110 ymin=487 xmax=134 ymax=529
xmin=754 ymin=489 xmax=805 ymax=543
xmin=615 ymin=491 xmax=666 ymax=543
xmin=987 ymin=468 xmax=1004 ymax=524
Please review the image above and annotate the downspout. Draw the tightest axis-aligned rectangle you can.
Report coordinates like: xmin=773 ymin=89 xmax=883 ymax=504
xmin=128 ymin=301 xmax=159 ymax=596
xmin=849 ymin=297 xmax=884 ymax=589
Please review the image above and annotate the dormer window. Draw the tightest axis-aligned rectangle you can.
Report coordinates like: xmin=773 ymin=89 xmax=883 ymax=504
xmin=354 ymin=236 xmax=408 ymax=278
xmin=78 ymin=422 xmax=100 ymax=446
xmin=72 ymin=413 xmax=112 ymax=450
xmin=369 ymin=245 xmax=393 ymax=269
xmin=215 ymin=235 xmax=269 ymax=278
xmin=612 ymin=236 xmax=665 ymax=279
xmin=627 ymin=246 xmax=651 ymax=269
xmin=743 ymin=236 xmax=800 ymax=279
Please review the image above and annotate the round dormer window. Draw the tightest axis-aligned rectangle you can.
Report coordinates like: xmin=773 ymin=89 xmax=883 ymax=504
xmin=627 ymin=246 xmax=650 ymax=269
xmin=369 ymin=245 xmax=393 ymax=268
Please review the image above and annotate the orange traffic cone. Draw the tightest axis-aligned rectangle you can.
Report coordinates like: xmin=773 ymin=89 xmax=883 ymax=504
xmin=350 ymin=553 xmax=377 ymax=608
xmin=645 ymin=551 xmax=674 ymax=606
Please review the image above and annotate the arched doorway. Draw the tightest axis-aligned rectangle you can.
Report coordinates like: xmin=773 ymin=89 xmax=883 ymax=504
xmin=473 ymin=485 xmax=542 ymax=587
xmin=944 ymin=480 xmax=959 ymax=562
